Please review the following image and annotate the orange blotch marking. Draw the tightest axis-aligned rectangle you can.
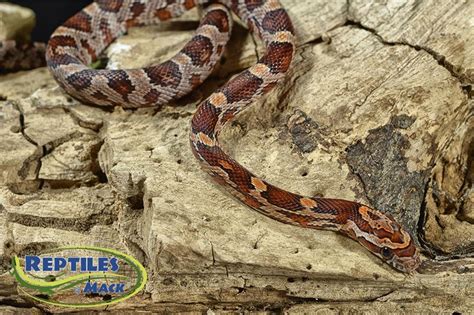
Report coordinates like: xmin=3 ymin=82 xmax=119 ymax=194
xmin=300 ymin=197 xmax=317 ymax=208
xmin=198 ymin=132 xmax=214 ymax=146
xmin=174 ymin=53 xmax=190 ymax=65
xmin=358 ymin=206 xmax=370 ymax=217
xmin=267 ymin=0 xmax=282 ymax=10
xmin=209 ymin=92 xmax=227 ymax=107
xmin=251 ymin=177 xmax=267 ymax=191
xmin=250 ymin=63 xmax=269 ymax=76
xmin=218 ymin=159 xmax=234 ymax=171
xmin=275 ymin=31 xmax=293 ymax=43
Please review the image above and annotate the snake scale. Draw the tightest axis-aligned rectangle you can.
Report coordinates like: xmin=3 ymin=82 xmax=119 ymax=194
xmin=7 ymin=0 xmax=422 ymax=272
xmin=0 ymin=41 xmax=45 ymax=71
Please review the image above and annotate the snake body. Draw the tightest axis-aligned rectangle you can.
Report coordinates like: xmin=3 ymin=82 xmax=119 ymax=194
xmin=44 ymin=0 xmax=421 ymax=272
xmin=46 ymin=1 xmax=232 ymax=107
xmin=0 ymin=41 xmax=45 ymax=72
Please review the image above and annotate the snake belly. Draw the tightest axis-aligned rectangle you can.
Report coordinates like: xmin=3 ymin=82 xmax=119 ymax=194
xmin=44 ymin=0 xmax=421 ymax=273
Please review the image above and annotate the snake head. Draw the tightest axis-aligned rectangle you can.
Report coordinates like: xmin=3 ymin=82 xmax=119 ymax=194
xmin=343 ymin=206 xmax=421 ymax=273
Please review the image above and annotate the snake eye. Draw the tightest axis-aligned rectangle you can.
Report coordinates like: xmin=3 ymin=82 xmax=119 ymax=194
xmin=381 ymin=247 xmax=393 ymax=259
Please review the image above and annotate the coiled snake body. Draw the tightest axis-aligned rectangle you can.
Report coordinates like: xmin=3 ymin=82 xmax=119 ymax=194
xmin=0 ymin=41 xmax=45 ymax=71
xmin=30 ymin=0 xmax=422 ymax=272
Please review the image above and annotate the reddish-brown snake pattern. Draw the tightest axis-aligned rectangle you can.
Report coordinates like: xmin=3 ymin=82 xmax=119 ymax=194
xmin=4 ymin=0 xmax=422 ymax=272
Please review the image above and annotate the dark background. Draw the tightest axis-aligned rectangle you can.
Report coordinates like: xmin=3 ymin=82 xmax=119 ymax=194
xmin=9 ymin=0 xmax=93 ymax=42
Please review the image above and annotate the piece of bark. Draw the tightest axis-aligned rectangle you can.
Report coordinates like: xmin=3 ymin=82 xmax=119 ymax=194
xmin=0 ymin=0 xmax=472 ymax=313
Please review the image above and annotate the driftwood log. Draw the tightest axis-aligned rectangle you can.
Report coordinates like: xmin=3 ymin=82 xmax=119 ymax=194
xmin=0 ymin=0 xmax=472 ymax=313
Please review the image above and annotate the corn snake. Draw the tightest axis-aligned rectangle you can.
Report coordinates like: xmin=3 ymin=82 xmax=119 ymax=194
xmin=34 ymin=0 xmax=423 ymax=272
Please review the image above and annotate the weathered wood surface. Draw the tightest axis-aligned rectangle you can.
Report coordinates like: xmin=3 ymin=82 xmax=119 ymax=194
xmin=0 ymin=0 xmax=472 ymax=313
